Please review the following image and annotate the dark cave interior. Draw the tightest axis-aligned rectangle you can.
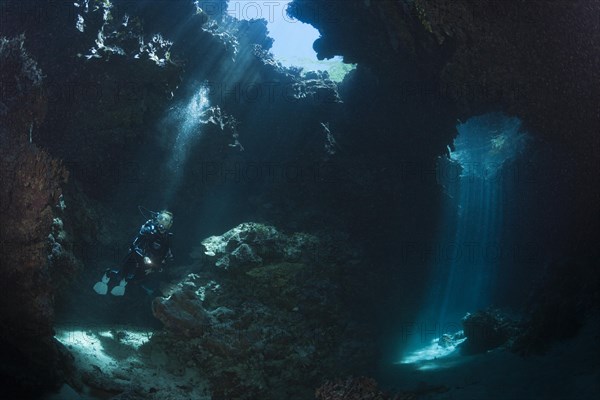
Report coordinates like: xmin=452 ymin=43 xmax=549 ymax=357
xmin=0 ymin=0 xmax=598 ymax=399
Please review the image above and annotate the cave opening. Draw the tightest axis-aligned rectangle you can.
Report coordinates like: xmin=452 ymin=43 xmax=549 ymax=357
xmin=227 ymin=0 xmax=356 ymax=81
xmin=398 ymin=113 xmax=530 ymax=369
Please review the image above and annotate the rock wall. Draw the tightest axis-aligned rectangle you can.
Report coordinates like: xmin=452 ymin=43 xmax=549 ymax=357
xmin=289 ymin=0 xmax=600 ymax=354
xmin=0 ymin=35 xmax=73 ymax=396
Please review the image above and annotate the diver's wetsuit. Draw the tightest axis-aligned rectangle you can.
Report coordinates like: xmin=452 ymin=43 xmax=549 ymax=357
xmin=107 ymin=219 xmax=173 ymax=295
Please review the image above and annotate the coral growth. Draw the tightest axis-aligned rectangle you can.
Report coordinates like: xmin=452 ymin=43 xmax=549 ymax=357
xmin=0 ymin=35 xmax=72 ymax=395
xmin=0 ymin=34 xmax=43 ymax=104
xmin=316 ymin=377 xmax=391 ymax=400
xmin=149 ymin=223 xmax=372 ymax=399
xmin=315 ymin=376 xmax=427 ymax=400
xmin=0 ymin=35 xmax=46 ymax=134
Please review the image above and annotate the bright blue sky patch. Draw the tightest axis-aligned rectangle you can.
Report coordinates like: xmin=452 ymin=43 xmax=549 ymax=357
xmin=226 ymin=0 xmax=355 ymax=81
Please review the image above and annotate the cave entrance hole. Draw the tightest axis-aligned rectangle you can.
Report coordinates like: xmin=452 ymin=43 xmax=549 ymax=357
xmin=398 ymin=112 xmax=530 ymax=369
xmin=227 ymin=0 xmax=356 ymax=81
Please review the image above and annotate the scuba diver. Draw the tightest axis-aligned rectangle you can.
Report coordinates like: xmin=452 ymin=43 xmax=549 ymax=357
xmin=93 ymin=209 xmax=174 ymax=297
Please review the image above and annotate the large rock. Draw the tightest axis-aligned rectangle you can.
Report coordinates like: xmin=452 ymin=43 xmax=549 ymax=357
xmin=199 ymin=222 xmax=319 ymax=272
xmin=152 ymin=286 xmax=213 ymax=337
xmin=151 ymin=223 xmax=371 ymax=400
xmin=460 ymin=309 xmax=519 ymax=355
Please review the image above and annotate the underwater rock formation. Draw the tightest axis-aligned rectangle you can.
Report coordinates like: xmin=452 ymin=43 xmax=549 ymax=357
xmin=460 ymin=309 xmax=520 ymax=355
xmin=48 ymin=215 xmax=84 ymax=299
xmin=512 ymin=258 xmax=600 ymax=355
xmin=0 ymin=0 xmax=184 ymax=200
xmin=289 ymin=0 xmax=599 ymax=358
xmin=0 ymin=35 xmax=73 ymax=395
xmin=151 ymin=222 xmax=371 ymax=399
xmin=315 ymin=376 xmax=448 ymax=400
xmin=199 ymin=222 xmax=320 ymax=271
xmin=315 ymin=376 xmax=393 ymax=400
xmin=290 ymin=0 xmax=599 ymax=147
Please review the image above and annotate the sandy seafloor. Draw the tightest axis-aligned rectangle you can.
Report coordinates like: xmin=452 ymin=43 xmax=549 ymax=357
xmin=45 ymin=324 xmax=210 ymax=400
xmin=44 ymin=317 xmax=599 ymax=400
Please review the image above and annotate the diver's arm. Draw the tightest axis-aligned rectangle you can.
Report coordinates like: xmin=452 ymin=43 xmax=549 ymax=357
xmin=139 ymin=220 xmax=155 ymax=235
xmin=159 ymin=232 xmax=174 ymax=264
xmin=163 ymin=247 xmax=174 ymax=264
xmin=132 ymin=220 xmax=156 ymax=259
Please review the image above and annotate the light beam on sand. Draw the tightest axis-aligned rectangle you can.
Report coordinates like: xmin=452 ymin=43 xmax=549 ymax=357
xmin=55 ymin=327 xmax=153 ymax=371
xmin=399 ymin=113 xmax=529 ymax=367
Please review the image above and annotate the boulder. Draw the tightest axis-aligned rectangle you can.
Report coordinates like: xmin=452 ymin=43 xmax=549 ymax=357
xmin=198 ymin=222 xmax=319 ymax=272
xmin=461 ymin=309 xmax=519 ymax=355
xmin=149 ymin=223 xmax=369 ymax=399
xmin=152 ymin=286 xmax=212 ymax=337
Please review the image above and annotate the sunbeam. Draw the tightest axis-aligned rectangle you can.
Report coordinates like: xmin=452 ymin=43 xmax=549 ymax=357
xmin=400 ymin=113 xmax=530 ymax=366
xmin=163 ymin=83 xmax=212 ymax=200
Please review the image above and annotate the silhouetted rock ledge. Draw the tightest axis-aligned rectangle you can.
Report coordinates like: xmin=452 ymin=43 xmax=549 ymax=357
xmin=461 ymin=309 xmax=520 ymax=355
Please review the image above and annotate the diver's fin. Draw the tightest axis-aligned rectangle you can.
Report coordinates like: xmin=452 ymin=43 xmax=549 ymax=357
xmin=93 ymin=273 xmax=111 ymax=295
xmin=93 ymin=281 xmax=108 ymax=295
xmin=110 ymin=279 xmax=128 ymax=296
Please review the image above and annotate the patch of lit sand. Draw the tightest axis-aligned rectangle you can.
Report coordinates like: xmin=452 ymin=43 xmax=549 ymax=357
xmin=398 ymin=334 xmax=468 ymax=371
xmin=53 ymin=325 xmax=210 ymax=400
